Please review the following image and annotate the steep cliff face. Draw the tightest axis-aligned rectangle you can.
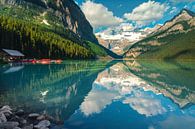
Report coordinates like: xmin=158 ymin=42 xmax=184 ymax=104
xmin=0 ymin=0 xmax=98 ymax=43
xmin=60 ymin=0 xmax=98 ymax=43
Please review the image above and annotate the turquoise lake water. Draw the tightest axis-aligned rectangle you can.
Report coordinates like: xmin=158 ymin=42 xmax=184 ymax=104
xmin=0 ymin=60 xmax=195 ymax=129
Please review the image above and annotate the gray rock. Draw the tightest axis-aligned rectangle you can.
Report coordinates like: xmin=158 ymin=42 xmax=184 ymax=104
xmin=0 ymin=112 xmax=7 ymax=123
xmin=0 ymin=105 xmax=12 ymax=111
xmin=20 ymin=119 xmax=27 ymax=124
xmin=15 ymin=109 xmax=25 ymax=116
xmin=28 ymin=113 xmax=40 ymax=118
xmin=13 ymin=127 xmax=22 ymax=129
xmin=34 ymin=120 xmax=50 ymax=129
xmin=10 ymin=116 xmax=26 ymax=125
xmin=40 ymin=127 xmax=49 ymax=129
xmin=10 ymin=115 xmax=20 ymax=122
xmin=0 ymin=121 xmax=19 ymax=129
xmin=3 ymin=112 xmax=12 ymax=118
xmin=22 ymin=124 xmax=33 ymax=129
xmin=37 ymin=115 xmax=45 ymax=121
xmin=0 ymin=105 xmax=12 ymax=116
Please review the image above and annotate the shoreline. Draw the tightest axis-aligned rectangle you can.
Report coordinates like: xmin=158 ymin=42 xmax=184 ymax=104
xmin=0 ymin=105 xmax=63 ymax=129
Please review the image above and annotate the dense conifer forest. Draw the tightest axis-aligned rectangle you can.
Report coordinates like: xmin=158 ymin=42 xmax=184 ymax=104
xmin=0 ymin=15 xmax=96 ymax=59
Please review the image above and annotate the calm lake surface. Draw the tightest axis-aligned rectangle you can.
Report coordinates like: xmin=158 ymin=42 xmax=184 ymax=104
xmin=0 ymin=60 xmax=195 ymax=129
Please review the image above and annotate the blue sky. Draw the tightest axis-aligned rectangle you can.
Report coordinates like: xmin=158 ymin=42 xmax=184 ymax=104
xmin=75 ymin=0 xmax=195 ymax=32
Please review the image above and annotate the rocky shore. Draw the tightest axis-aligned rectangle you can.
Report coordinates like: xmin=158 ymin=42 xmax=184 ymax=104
xmin=0 ymin=105 xmax=62 ymax=129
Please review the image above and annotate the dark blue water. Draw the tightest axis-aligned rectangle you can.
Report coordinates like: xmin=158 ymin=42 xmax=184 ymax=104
xmin=0 ymin=60 xmax=195 ymax=129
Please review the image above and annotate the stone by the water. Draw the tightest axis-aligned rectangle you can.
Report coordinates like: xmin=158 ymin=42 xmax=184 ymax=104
xmin=0 ymin=105 xmax=12 ymax=111
xmin=15 ymin=109 xmax=25 ymax=116
xmin=0 ymin=121 xmax=19 ymax=129
xmin=37 ymin=115 xmax=46 ymax=121
xmin=34 ymin=120 xmax=51 ymax=129
xmin=13 ymin=127 xmax=22 ymax=129
xmin=0 ymin=112 xmax=7 ymax=123
xmin=0 ymin=105 xmax=12 ymax=116
xmin=10 ymin=115 xmax=26 ymax=125
xmin=22 ymin=124 xmax=33 ymax=129
xmin=39 ymin=127 xmax=49 ymax=129
xmin=18 ymin=118 xmax=27 ymax=125
xmin=0 ymin=106 xmax=59 ymax=129
xmin=28 ymin=113 xmax=40 ymax=118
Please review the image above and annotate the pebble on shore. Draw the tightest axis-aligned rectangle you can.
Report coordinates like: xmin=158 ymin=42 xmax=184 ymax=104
xmin=0 ymin=105 xmax=53 ymax=129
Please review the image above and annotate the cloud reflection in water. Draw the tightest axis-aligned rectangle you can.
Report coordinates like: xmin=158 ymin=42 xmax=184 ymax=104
xmin=80 ymin=63 xmax=167 ymax=117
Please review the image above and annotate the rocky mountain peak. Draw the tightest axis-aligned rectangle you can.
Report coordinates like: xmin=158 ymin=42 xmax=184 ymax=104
xmin=174 ymin=9 xmax=194 ymax=22
xmin=181 ymin=9 xmax=195 ymax=16
xmin=155 ymin=9 xmax=194 ymax=33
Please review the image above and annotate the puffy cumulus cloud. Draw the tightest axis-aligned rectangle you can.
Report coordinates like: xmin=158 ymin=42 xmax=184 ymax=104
xmin=98 ymin=23 xmax=135 ymax=36
xmin=124 ymin=0 xmax=168 ymax=26
xmin=120 ymin=23 xmax=135 ymax=31
xmin=81 ymin=1 xmax=123 ymax=28
xmin=123 ymin=92 xmax=167 ymax=117
xmin=80 ymin=83 xmax=118 ymax=116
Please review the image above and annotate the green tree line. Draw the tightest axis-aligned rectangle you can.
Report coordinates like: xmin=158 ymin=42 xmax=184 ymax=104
xmin=0 ymin=15 xmax=95 ymax=59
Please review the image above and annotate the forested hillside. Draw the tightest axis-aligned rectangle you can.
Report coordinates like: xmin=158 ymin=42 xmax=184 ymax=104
xmin=0 ymin=0 xmax=121 ymax=59
xmin=0 ymin=15 xmax=95 ymax=59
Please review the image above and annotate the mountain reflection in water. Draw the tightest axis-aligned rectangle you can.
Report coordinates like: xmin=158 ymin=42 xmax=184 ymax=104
xmin=0 ymin=60 xmax=195 ymax=129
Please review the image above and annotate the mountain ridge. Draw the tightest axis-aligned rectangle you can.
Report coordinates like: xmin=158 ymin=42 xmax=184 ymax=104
xmin=124 ymin=9 xmax=195 ymax=60
xmin=154 ymin=9 xmax=195 ymax=33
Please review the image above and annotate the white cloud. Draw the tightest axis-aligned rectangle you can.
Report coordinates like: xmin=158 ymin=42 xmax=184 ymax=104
xmin=170 ymin=7 xmax=178 ymax=14
xmin=124 ymin=0 xmax=168 ymax=26
xmin=80 ymin=83 xmax=119 ymax=116
xmin=80 ymin=63 xmax=167 ymax=117
xmin=98 ymin=23 xmax=134 ymax=35
xmin=123 ymin=92 xmax=167 ymax=117
xmin=81 ymin=1 xmax=123 ymax=28
xmin=120 ymin=23 xmax=134 ymax=31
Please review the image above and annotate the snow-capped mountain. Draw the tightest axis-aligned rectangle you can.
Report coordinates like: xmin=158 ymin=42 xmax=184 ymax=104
xmin=96 ymin=23 xmax=160 ymax=55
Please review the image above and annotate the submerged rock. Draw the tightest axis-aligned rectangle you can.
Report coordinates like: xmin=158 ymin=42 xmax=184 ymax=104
xmin=20 ymin=118 xmax=27 ymax=125
xmin=28 ymin=113 xmax=40 ymax=118
xmin=15 ymin=109 xmax=25 ymax=116
xmin=10 ymin=115 xmax=26 ymax=125
xmin=15 ymin=117 xmax=27 ymax=125
xmin=0 ymin=112 xmax=7 ymax=123
xmin=14 ymin=127 xmax=22 ymax=129
xmin=0 ymin=105 xmax=61 ymax=128
xmin=34 ymin=120 xmax=50 ymax=129
xmin=0 ymin=105 xmax=12 ymax=117
xmin=0 ymin=105 xmax=12 ymax=111
xmin=22 ymin=124 xmax=33 ymax=129
xmin=39 ymin=127 xmax=49 ymax=129
xmin=0 ymin=121 xmax=19 ymax=129
xmin=37 ymin=115 xmax=46 ymax=121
